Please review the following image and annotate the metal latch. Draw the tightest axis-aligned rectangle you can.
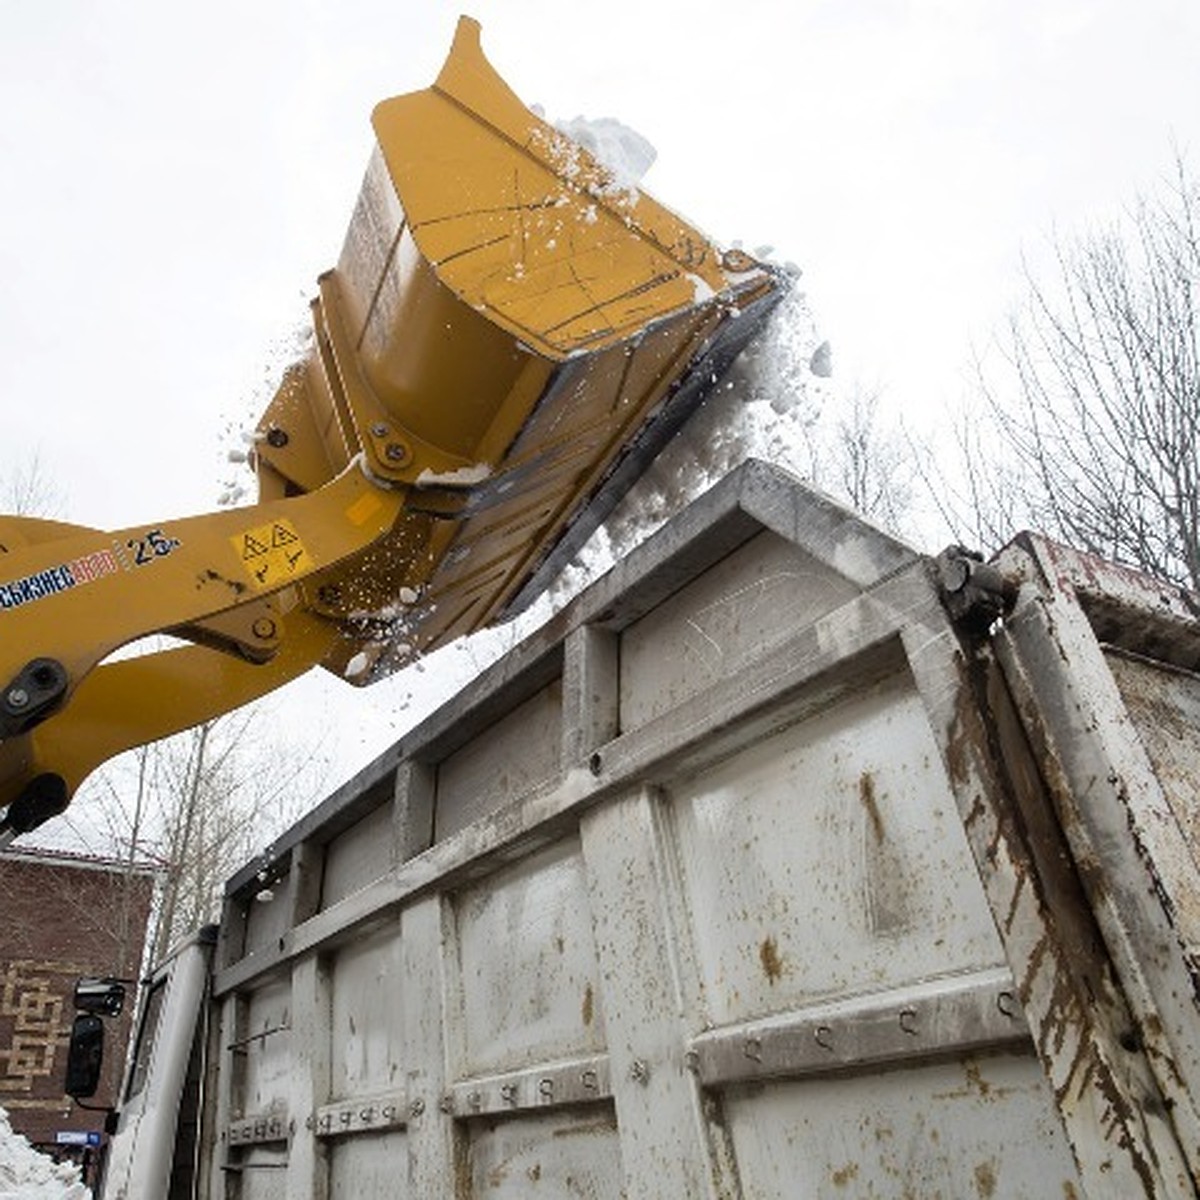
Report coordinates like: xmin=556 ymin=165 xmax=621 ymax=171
xmin=935 ymin=548 xmax=1018 ymax=635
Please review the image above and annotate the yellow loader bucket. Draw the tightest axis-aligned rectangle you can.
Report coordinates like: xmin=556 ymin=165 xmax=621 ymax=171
xmin=255 ymin=17 xmax=786 ymax=680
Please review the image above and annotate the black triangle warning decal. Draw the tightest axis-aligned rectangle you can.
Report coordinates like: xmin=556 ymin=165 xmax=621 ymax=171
xmin=271 ymin=523 xmax=299 ymax=548
xmin=242 ymin=533 xmax=271 ymax=559
xmin=232 ymin=520 xmax=310 ymax=590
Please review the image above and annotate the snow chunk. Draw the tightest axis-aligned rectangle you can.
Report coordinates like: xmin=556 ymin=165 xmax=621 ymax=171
xmin=416 ymin=463 xmax=491 ymax=486
xmin=554 ymin=116 xmax=656 ymax=197
xmin=344 ymin=651 xmax=372 ymax=679
xmin=531 ymin=115 xmax=656 ymax=208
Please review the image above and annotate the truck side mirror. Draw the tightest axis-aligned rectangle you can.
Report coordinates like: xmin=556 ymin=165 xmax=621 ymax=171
xmin=64 ymin=1013 xmax=105 ymax=1099
xmin=74 ymin=977 xmax=126 ymax=1018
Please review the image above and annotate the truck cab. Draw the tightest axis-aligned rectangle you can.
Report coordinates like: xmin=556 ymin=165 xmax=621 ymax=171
xmin=93 ymin=927 xmax=217 ymax=1200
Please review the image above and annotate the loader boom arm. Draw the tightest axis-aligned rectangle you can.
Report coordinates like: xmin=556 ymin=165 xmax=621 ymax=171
xmin=0 ymin=18 xmax=785 ymax=842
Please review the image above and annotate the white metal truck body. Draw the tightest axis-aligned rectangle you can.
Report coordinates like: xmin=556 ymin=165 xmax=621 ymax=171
xmin=100 ymin=461 xmax=1200 ymax=1197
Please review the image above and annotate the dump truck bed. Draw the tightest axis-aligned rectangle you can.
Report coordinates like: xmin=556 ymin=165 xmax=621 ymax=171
xmin=111 ymin=461 xmax=1200 ymax=1197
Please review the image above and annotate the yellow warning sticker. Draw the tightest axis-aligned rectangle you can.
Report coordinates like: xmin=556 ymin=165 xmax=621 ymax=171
xmin=232 ymin=519 xmax=311 ymax=590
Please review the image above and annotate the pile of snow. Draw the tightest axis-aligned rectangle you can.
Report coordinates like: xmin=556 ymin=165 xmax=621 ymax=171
xmin=0 ymin=1107 xmax=89 ymax=1199
xmin=525 ymin=110 xmax=656 ymax=206
xmin=547 ymin=271 xmax=829 ymax=603
xmin=528 ymin=116 xmax=832 ymax=578
xmin=554 ymin=115 xmax=656 ymax=196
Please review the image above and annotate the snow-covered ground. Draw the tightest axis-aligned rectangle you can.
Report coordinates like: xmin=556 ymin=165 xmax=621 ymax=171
xmin=0 ymin=1108 xmax=89 ymax=1199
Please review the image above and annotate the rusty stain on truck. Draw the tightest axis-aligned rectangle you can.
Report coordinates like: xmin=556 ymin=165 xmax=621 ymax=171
xmin=859 ymin=771 xmax=885 ymax=841
xmin=758 ymin=937 xmax=783 ymax=985
xmin=974 ymin=1158 xmax=997 ymax=1197
xmin=935 ymin=586 xmax=1184 ymax=1196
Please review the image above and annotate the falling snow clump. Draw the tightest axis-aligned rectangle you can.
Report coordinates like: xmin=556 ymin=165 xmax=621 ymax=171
xmin=546 ymin=267 xmax=831 ymax=606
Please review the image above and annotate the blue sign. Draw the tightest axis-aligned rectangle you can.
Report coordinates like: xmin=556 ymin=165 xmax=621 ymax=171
xmin=55 ymin=1130 xmax=101 ymax=1147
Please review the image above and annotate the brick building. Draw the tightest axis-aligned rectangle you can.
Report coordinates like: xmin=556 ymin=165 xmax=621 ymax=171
xmin=0 ymin=847 xmax=156 ymax=1159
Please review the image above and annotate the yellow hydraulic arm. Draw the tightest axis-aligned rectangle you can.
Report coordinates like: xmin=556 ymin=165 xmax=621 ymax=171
xmin=0 ymin=18 xmax=785 ymax=842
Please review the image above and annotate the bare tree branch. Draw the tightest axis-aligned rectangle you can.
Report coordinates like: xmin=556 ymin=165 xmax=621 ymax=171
xmin=1 ymin=452 xmax=65 ymax=517
xmin=942 ymin=154 xmax=1200 ymax=587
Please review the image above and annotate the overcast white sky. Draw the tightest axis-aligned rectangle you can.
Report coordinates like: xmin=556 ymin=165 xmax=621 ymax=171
xmin=3 ymin=0 xmax=1198 ymax=528
xmin=2 ymin=0 xmax=1198 ymax=811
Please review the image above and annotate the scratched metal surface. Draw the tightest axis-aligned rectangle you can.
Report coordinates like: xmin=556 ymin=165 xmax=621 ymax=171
xmin=240 ymin=977 xmax=293 ymax=1116
xmin=1107 ymin=651 xmax=1200 ymax=863
xmin=329 ymin=924 xmax=406 ymax=1100
xmin=722 ymin=1053 xmax=1079 ymax=1198
xmin=436 ymin=680 xmax=564 ymax=842
xmin=668 ymin=671 xmax=1002 ymax=1027
xmin=454 ymin=837 xmax=607 ymax=1077
xmin=240 ymin=871 xmax=292 ymax=956
xmin=234 ymin=1145 xmax=289 ymax=1200
xmin=322 ymin=801 xmax=396 ymax=908
xmin=328 ymin=1130 xmax=410 ymax=1200
xmin=463 ymin=1106 xmax=623 ymax=1198
xmin=619 ymin=528 xmax=858 ymax=729
xmin=946 ymin=532 xmax=1200 ymax=1194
